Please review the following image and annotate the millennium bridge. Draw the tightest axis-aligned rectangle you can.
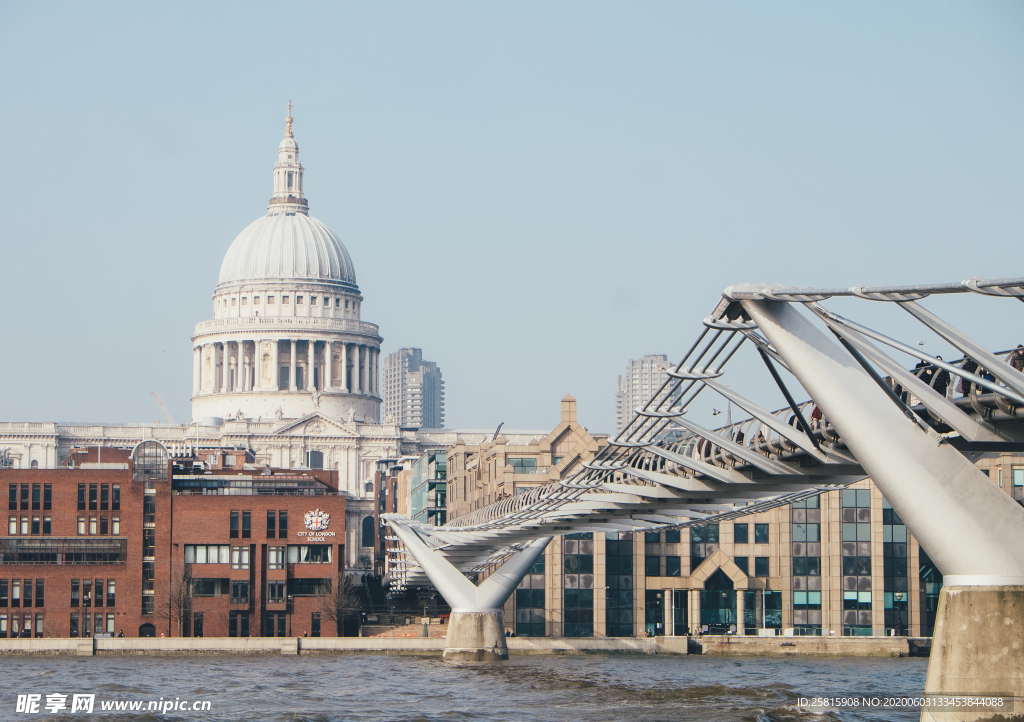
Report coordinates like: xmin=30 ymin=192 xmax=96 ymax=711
xmin=383 ymin=276 xmax=1024 ymax=716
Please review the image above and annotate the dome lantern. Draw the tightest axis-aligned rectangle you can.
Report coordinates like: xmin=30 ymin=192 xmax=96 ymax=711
xmin=268 ymin=100 xmax=308 ymax=216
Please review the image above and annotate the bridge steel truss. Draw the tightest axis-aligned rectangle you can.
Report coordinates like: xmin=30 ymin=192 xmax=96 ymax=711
xmin=383 ymin=277 xmax=1024 ymax=703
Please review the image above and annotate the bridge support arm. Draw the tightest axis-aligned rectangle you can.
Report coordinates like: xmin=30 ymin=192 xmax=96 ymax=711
xmin=387 ymin=519 xmax=550 ymax=662
xmin=742 ymin=299 xmax=1024 ymax=712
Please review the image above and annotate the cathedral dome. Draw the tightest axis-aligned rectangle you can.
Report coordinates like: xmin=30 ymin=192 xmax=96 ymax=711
xmin=217 ymin=213 xmax=357 ymax=289
xmin=216 ymin=102 xmax=358 ymax=292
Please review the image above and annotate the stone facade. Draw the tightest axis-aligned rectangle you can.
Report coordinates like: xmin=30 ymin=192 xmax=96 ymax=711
xmin=446 ymin=396 xmax=607 ymax=521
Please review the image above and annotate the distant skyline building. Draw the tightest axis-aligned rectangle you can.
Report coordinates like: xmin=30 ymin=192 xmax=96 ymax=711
xmin=382 ymin=348 xmax=446 ymax=429
xmin=616 ymin=354 xmax=672 ymax=434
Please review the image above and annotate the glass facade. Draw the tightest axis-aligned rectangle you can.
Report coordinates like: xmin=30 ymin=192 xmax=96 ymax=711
xmin=690 ymin=524 xmax=718 ymax=568
xmin=841 ymin=488 xmax=873 ymax=635
xmin=605 ymin=532 xmax=633 ymax=637
xmin=514 ymin=557 xmax=545 ymax=637
xmin=791 ymin=494 xmax=822 ymax=635
xmin=882 ymin=497 xmax=909 ymax=635
xmin=562 ymin=533 xmax=593 ymax=637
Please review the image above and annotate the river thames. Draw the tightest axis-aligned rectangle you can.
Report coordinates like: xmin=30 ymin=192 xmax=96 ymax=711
xmin=3 ymin=654 xmax=927 ymax=720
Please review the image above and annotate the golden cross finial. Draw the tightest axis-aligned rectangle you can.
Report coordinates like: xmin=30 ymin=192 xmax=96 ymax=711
xmin=285 ymin=100 xmax=294 ymax=137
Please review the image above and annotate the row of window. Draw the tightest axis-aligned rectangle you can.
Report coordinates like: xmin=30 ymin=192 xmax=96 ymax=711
xmin=190 ymin=578 xmax=331 ymax=602
xmin=644 ymin=555 xmax=682 ymax=577
xmin=7 ymin=516 xmax=52 ymax=535
xmin=230 ymin=510 xmax=289 ymax=539
xmin=77 ymin=517 xmax=121 ymax=536
xmin=0 ymin=539 xmax=126 ymax=565
xmin=7 ymin=484 xmax=52 ymax=511
xmin=0 ymin=579 xmax=44 ymax=607
xmin=191 ymin=579 xmax=250 ymax=602
xmin=733 ymin=523 xmax=770 ymax=544
xmin=182 ymin=611 xmax=324 ymax=637
xmin=224 ymin=294 xmax=356 ymax=309
xmin=184 ymin=544 xmax=332 ymax=568
xmin=69 ymin=613 xmax=116 ymax=638
xmin=0 ymin=613 xmax=43 ymax=638
xmin=734 ymin=556 xmax=770 ymax=577
xmin=70 ymin=579 xmax=116 ymax=607
xmin=76 ymin=484 xmax=121 ymax=512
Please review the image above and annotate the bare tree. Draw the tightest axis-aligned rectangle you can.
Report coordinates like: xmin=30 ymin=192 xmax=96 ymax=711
xmin=157 ymin=568 xmax=192 ymax=636
xmin=318 ymin=575 xmax=364 ymax=634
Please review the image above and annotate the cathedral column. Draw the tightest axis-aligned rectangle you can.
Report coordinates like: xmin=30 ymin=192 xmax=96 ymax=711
xmin=241 ymin=342 xmax=251 ymax=391
xmin=340 ymin=343 xmax=349 ymax=392
xmin=307 ymin=340 xmax=315 ymax=390
xmin=220 ymin=343 xmax=229 ymax=394
xmin=362 ymin=345 xmax=369 ymax=394
xmin=353 ymin=344 xmax=361 ymax=394
xmin=365 ymin=347 xmax=373 ymax=395
xmin=324 ymin=342 xmax=333 ymax=389
xmin=289 ymin=340 xmax=297 ymax=391
xmin=254 ymin=340 xmax=262 ymax=391
xmin=192 ymin=347 xmax=201 ymax=396
xmin=372 ymin=348 xmax=379 ymax=395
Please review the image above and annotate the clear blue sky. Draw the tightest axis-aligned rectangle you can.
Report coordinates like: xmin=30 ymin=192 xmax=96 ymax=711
xmin=1 ymin=1 xmax=1021 ymax=432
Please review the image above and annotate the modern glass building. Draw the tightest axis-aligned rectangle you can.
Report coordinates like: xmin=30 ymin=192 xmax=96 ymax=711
xmin=495 ymin=454 xmax=1023 ymax=638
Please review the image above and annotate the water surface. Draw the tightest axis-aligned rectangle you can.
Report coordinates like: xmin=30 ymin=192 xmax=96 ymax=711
xmin=3 ymin=653 xmax=927 ymax=721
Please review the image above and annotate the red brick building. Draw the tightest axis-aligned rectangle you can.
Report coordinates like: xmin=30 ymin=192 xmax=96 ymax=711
xmin=0 ymin=441 xmax=346 ymax=638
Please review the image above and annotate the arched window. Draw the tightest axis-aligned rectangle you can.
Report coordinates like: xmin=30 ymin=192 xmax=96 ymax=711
xmin=138 ymin=623 xmax=155 ymax=638
xmin=132 ymin=441 xmax=169 ymax=483
xmin=30 ymin=460 xmax=38 ymax=469
xmin=307 ymin=450 xmax=323 ymax=469
xmin=361 ymin=516 xmax=375 ymax=548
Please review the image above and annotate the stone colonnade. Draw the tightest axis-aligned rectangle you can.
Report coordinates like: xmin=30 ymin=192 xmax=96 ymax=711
xmin=193 ymin=339 xmax=379 ymax=396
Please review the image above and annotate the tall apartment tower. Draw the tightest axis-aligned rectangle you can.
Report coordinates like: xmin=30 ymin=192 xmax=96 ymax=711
xmin=615 ymin=354 xmax=672 ymax=433
xmin=382 ymin=348 xmax=446 ymax=429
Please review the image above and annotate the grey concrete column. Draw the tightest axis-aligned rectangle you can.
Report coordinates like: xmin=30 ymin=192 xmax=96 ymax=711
xmin=220 ymin=343 xmax=229 ymax=393
xmin=735 ymin=590 xmax=745 ymax=635
xmin=340 ymin=343 xmax=349 ymax=392
xmin=307 ymin=339 xmax=315 ymax=390
xmin=364 ymin=347 xmax=371 ymax=395
xmin=353 ymin=344 xmax=361 ymax=394
xmin=192 ymin=347 xmax=201 ymax=396
xmin=324 ymin=342 xmax=332 ymax=389
xmin=254 ymin=340 xmax=262 ymax=391
xmin=922 ymin=586 xmax=1024 ymax=720
xmin=289 ymin=340 xmax=297 ymax=391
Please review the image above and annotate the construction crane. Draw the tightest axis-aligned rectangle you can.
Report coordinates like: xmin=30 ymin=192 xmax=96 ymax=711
xmin=151 ymin=392 xmax=176 ymax=425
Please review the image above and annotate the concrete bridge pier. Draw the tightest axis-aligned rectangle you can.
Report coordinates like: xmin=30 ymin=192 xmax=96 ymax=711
xmin=443 ymin=610 xmax=508 ymax=662
xmin=386 ymin=519 xmax=550 ymax=662
xmin=922 ymin=586 xmax=1024 ymax=721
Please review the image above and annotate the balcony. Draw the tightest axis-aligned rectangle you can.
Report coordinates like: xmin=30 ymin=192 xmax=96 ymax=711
xmin=193 ymin=316 xmax=380 ymax=337
xmin=0 ymin=538 xmax=127 ymax=565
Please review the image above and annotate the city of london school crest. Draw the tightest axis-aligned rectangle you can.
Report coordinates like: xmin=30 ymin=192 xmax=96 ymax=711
xmin=304 ymin=508 xmax=330 ymax=532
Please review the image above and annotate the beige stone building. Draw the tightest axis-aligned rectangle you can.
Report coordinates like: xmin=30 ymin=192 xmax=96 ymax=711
xmin=454 ymin=448 xmax=1024 ymax=638
xmin=446 ymin=396 xmax=607 ymax=521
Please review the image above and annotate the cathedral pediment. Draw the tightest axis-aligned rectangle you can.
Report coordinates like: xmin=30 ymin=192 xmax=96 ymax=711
xmin=269 ymin=413 xmax=357 ymax=437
